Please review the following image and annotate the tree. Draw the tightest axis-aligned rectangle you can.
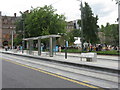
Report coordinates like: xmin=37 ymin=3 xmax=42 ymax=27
xmin=25 ymin=5 xmax=66 ymax=37
xmin=67 ymin=29 xmax=81 ymax=45
xmin=15 ymin=10 xmax=28 ymax=45
xmin=78 ymin=2 xmax=99 ymax=44
xmin=111 ymin=24 xmax=119 ymax=46
xmin=15 ymin=5 xmax=66 ymax=45
xmin=100 ymin=23 xmax=119 ymax=46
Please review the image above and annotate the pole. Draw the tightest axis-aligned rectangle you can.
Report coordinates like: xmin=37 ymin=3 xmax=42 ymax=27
xmin=81 ymin=1 xmax=84 ymax=52
xmin=11 ymin=30 xmax=13 ymax=50
xmin=65 ymin=40 xmax=67 ymax=59
xmin=38 ymin=39 xmax=41 ymax=56
xmin=22 ymin=20 xmax=25 ymax=53
xmin=118 ymin=1 xmax=120 ymax=51
xmin=49 ymin=37 xmax=53 ymax=57
xmin=55 ymin=38 xmax=56 ymax=55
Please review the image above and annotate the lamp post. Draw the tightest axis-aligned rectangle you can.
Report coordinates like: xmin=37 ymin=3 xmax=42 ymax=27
xmin=117 ymin=1 xmax=120 ymax=46
xmin=81 ymin=1 xmax=84 ymax=52
xmin=10 ymin=26 xmax=15 ymax=50
xmin=22 ymin=19 xmax=25 ymax=53
xmin=77 ymin=0 xmax=84 ymax=52
xmin=11 ymin=30 xmax=13 ymax=50
xmin=20 ymin=11 xmax=25 ymax=53
xmin=115 ymin=0 xmax=120 ymax=50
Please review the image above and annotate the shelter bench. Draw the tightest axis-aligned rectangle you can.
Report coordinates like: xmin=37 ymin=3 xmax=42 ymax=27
xmin=80 ymin=53 xmax=97 ymax=62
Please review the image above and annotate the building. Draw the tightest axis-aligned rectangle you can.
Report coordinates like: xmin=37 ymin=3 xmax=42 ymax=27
xmin=0 ymin=12 xmax=80 ymax=47
xmin=66 ymin=21 xmax=74 ymax=32
xmin=66 ymin=19 xmax=80 ymax=32
xmin=0 ymin=11 xmax=19 ymax=48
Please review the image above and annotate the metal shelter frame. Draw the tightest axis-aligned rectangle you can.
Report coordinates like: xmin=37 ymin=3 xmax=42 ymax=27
xmin=23 ymin=35 xmax=61 ymax=57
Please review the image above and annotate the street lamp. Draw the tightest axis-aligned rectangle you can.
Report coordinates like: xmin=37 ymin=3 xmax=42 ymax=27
xmin=115 ymin=0 xmax=120 ymax=50
xmin=77 ymin=0 xmax=84 ymax=52
xmin=19 ymin=11 xmax=25 ymax=53
xmin=22 ymin=18 xmax=25 ymax=53
xmin=118 ymin=0 xmax=120 ymax=52
xmin=10 ymin=26 xmax=16 ymax=50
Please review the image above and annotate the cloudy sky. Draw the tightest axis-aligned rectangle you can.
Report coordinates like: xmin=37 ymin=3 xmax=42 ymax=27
xmin=0 ymin=0 xmax=118 ymax=26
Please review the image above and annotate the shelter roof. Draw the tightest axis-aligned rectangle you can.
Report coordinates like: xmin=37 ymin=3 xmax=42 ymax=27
xmin=23 ymin=35 xmax=61 ymax=41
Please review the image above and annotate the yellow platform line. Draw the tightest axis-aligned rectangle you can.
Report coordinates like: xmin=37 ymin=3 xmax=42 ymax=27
xmin=1 ymin=58 xmax=101 ymax=89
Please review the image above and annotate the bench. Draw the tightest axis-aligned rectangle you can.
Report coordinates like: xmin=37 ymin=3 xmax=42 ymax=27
xmin=80 ymin=53 xmax=97 ymax=62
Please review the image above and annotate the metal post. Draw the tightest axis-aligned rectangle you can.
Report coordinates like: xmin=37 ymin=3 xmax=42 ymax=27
xmin=55 ymin=38 xmax=56 ymax=55
xmin=31 ymin=40 xmax=33 ymax=55
xmin=49 ymin=37 xmax=53 ymax=57
xmin=22 ymin=20 xmax=25 ymax=53
xmin=81 ymin=1 xmax=84 ymax=52
xmin=118 ymin=2 xmax=120 ymax=49
xmin=65 ymin=40 xmax=67 ymax=59
xmin=27 ymin=40 xmax=29 ymax=54
xmin=29 ymin=40 xmax=31 ymax=54
xmin=53 ymin=38 xmax=56 ymax=55
xmin=29 ymin=40 xmax=33 ymax=55
xmin=11 ymin=30 xmax=13 ymax=50
xmin=27 ymin=41 xmax=29 ymax=49
xmin=22 ymin=41 xmax=24 ymax=53
xmin=116 ymin=1 xmax=120 ymax=78
xmin=38 ymin=38 xmax=41 ymax=56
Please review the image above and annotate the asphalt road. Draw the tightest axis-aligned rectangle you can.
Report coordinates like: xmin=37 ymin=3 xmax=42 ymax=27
xmin=1 ymin=53 xmax=119 ymax=89
xmin=2 ymin=60 xmax=90 ymax=88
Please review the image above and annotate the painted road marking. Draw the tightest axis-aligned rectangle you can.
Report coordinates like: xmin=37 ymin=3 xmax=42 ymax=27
xmin=83 ymin=81 xmax=90 ymax=83
xmin=1 ymin=58 xmax=101 ymax=89
xmin=56 ymin=73 xmax=61 ymax=75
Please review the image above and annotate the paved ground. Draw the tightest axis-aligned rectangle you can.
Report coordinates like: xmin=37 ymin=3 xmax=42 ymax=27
xmin=1 ymin=49 xmax=119 ymax=71
xmin=2 ymin=60 xmax=92 ymax=88
xmin=1 ymin=53 xmax=119 ymax=88
xmin=1 ymin=49 xmax=119 ymax=88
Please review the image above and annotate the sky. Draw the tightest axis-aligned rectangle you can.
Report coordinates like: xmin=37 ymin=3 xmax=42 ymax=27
xmin=0 ymin=0 xmax=118 ymax=26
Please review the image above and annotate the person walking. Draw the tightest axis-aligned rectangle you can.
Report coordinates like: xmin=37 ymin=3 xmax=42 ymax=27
xmin=4 ymin=45 xmax=8 ymax=51
xmin=59 ymin=46 xmax=61 ymax=53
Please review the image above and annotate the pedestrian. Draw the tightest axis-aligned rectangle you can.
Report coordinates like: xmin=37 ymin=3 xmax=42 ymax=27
xmin=59 ymin=46 xmax=61 ymax=53
xmin=4 ymin=45 xmax=8 ymax=51
xmin=20 ymin=45 xmax=23 ymax=51
xmin=17 ymin=45 xmax=19 ymax=51
xmin=90 ymin=45 xmax=93 ymax=51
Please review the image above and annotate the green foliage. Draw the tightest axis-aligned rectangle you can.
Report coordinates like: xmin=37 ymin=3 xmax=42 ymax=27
xmin=79 ymin=2 xmax=99 ymax=44
xmin=25 ymin=5 xmax=66 ymax=37
xmin=67 ymin=29 xmax=81 ymax=45
xmin=61 ymin=48 xmax=119 ymax=55
xmin=13 ymin=36 xmax=22 ymax=46
xmin=96 ymin=50 xmax=119 ymax=55
xmin=15 ymin=5 xmax=66 ymax=45
xmin=61 ymin=48 xmax=81 ymax=53
xmin=100 ymin=23 xmax=119 ymax=46
xmin=77 ymin=20 xmax=81 ymax=27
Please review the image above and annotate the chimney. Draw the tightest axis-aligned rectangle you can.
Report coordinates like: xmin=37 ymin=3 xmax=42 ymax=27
xmin=14 ymin=13 xmax=16 ymax=17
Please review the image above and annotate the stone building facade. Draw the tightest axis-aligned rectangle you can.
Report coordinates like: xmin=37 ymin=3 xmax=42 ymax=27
xmin=66 ymin=21 xmax=74 ymax=32
xmin=0 ymin=11 xmax=80 ymax=48
xmin=66 ymin=19 xmax=80 ymax=32
xmin=0 ymin=11 xmax=19 ymax=48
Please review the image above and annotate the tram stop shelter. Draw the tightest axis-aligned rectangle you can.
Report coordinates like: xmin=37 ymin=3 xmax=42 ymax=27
xmin=23 ymin=35 xmax=61 ymax=57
